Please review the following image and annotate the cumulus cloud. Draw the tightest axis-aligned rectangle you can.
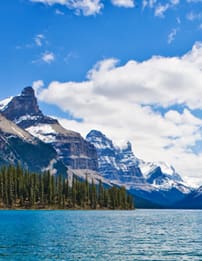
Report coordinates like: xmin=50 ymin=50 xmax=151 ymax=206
xmin=35 ymin=42 xmax=202 ymax=186
xmin=111 ymin=0 xmax=135 ymax=8
xmin=41 ymin=52 xmax=55 ymax=63
xmin=30 ymin=0 xmax=104 ymax=16
xmin=33 ymin=80 xmax=44 ymax=95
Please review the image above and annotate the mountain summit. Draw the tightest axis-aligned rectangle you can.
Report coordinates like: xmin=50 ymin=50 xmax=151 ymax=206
xmin=1 ymin=87 xmax=98 ymax=172
xmin=87 ymin=129 xmax=191 ymax=206
xmin=2 ymin=87 xmax=57 ymax=129
xmin=3 ymin=86 xmax=41 ymax=117
xmin=0 ymin=87 xmax=196 ymax=208
xmin=0 ymin=113 xmax=67 ymax=174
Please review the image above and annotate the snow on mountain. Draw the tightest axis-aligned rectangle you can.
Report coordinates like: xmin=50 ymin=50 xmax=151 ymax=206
xmin=0 ymin=113 xmax=67 ymax=175
xmin=0 ymin=113 xmax=33 ymax=142
xmin=0 ymin=87 xmax=98 ymax=172
xmin=0 ymin=97 xmax=13 ymax=111
xmin=0 ymin=87 xmax=194 ymax=207
xmin=195 ymin=186 xmax=202 ymax=196
xmin=86 ymin=130 xmax=148 ymax=188
xmin=14 ymin=115 xmax=41 ymax=125
xmin=86 ymin=129 xmax=192 ymax=205
xmin=174 ymin=185 xmax=202 ymax=209
xmin=138 ymin=160 xmax=190 ymax=193
xmin=26 ymin=124 xmax=57 ymax=143
xmin=140 ymin=160 xmax=182 ymax=181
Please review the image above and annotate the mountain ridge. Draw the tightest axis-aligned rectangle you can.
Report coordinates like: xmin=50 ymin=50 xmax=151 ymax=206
xmin=86 ymin=129 xmax=192 ymax=206
xmin=0 ymin=86 xmax=199 ymax=208
xmin=1 ymin=87 xmax=98 ymax=172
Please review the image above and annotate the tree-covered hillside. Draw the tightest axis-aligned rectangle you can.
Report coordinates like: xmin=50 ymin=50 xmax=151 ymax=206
xmin=0 ymin=165 xmax=134 ymax=210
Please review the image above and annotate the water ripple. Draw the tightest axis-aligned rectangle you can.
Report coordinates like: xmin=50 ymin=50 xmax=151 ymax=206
xmin=0 ymin=210 xmax=201 ymax=260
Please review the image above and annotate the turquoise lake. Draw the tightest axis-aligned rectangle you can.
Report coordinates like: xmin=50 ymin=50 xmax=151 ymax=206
xmin=0 ymin=210 xmax=201 ymax=260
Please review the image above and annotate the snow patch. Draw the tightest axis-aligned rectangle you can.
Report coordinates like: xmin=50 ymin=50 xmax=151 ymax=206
xmin=43 ymin=159 xmax=57 ymax=175
xmin=15 ymin=115 xmax=40 ymax=124
xmin=0 ymin=97 xmax=13 ymax=111
xmin=26 ymin=124 xmax=57 ymax=143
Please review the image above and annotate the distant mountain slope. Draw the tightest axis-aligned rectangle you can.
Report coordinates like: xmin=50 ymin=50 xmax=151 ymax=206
xmin=0 ymin=113 xmax=67 ymax=174
xmin=139 ymin=161 xmax=190 ymax=194
xmin=1 ymin=87 xmax=98 ymax=172
xmin=86 ymin=130 xmax=146 ymax=187
xmin=174 ymin=186 xmax=202 ymax=209
xmin=86 ymin=129 xmax=191 ymax=206
xmin=0 ymin=86 xmax=195 ymax=208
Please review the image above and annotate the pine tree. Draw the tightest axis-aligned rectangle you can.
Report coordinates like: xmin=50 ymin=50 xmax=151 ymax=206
xmin=0 ymin=165 xmax=134 ymax=210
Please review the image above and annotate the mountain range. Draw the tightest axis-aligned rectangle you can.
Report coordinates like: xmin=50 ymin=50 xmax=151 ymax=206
xmin=0 ymin=86 xmax=200 ymax=208
xmin=86 ymin=130 xmax=191 ymax=206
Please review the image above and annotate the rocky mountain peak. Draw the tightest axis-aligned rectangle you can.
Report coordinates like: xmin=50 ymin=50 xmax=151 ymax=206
xmin=21 ymin=86 xmax=35 ymax=97
xmin=121 ymin=141 xmax=132 ymax=153
xmin=1 ymin=86 xmax=58 ymax=128
xmin=86 ymin=130 xmax=114 ymax=150
xmin=86 ymin=129 xmax=145 ymax=184
xmin=2 ymin=86 xmax=42 ymax=121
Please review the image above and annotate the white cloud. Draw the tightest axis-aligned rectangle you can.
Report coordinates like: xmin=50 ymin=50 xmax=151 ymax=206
xmin=176 ymin=17 xmax=181 ymax=24
xmin=35 ymin=42 xmax=202 ymax=186
xmin=33 ymin=80 xmax=44 ymax=95
xmin=168 ymin=28 xmax=178 ymax=44
xmin=34 ymin=34 xmax=45 ymax=46
xmin=155 ymin=3 xmax=170 ymax=17
xmin=142 ymin=0 xmax=157 ymax=9
xmin=111 ymin=0 xmax=135 ymax=8
xmin=186 ymin=12 xmax=202 ymax=21
xmin=55 ymin=9 xmax=65 ymax=15
xmin=41 ymin=52 xmax=55 ymax=63
xmin=30 ymin=0 xmax=104 ymax=16
xmin=171 ymin=0 xmax=180 ymax=4
xmin=143 ymin=0 xmax=180 ymax=17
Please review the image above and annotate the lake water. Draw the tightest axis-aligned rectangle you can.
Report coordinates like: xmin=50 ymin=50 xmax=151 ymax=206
xmin=0 ymin=210 xmax=201 ymax=260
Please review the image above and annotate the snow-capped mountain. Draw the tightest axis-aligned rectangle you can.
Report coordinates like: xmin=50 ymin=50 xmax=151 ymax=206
xmin=86 ymin=130 xmax=146 ymax=189
xmin=0 ymin=113 xmax=67 ymax=174
xmin=174 ymin=185 xmax=202 ymax=209
xmin=86 ymin=130 xmax=192 ymax=205
xmin=0 ymin=86 xmax=195 ymax=207
xmin=1 ymin=87 xmax=98 ymax=172
xmin=139 ymin=160 xmax=190 ymax=193
xmin=0 ymin=97 xmax=13 ymax=111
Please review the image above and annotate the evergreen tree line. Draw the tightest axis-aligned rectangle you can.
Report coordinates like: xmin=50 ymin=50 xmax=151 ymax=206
xmin=0 ymin=165 xmax=134 ymax=210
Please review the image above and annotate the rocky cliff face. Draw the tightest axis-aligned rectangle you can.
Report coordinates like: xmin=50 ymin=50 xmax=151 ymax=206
xmin=86 ymin=130 xmax=147 ymax=188
xmin=0 ymin=87 xmax=194 ymax=207
xmin=1 ymin=87 xmax=98 ymax=171
xmin=0 ymin=113 xmax=67 ymax=174
xmin=86 ymin=129 xmax=191 ymax=205
xmin=2 ymin=87 xmax=57 ymax=128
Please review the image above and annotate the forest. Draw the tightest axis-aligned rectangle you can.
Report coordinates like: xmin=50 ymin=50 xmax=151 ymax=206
xmin=0 ymin=165 xmax=134 ymax=210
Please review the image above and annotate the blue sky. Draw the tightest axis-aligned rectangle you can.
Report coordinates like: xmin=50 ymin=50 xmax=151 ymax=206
xmin=1 ymin=0 xmax=202 ymax=97
xmin=1 ymin=0 xmax=202 ymax=185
